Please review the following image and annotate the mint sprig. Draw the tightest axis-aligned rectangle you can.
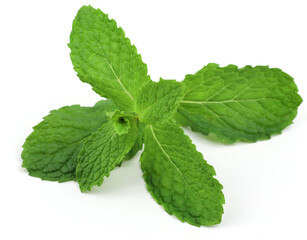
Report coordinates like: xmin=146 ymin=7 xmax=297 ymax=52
xmin=21 ymin=5 xmax=302 ymax=227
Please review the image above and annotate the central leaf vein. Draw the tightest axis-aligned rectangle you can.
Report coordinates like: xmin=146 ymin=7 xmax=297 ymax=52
xmin=91 ymin=30 xmax=134 ymax=101
xmin=149 ymin=125 xmax=204 ymax=200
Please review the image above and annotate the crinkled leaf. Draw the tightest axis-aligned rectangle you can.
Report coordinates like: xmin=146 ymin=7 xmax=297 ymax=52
xmin=175 ymin=63 xmax=302 ymax=143
xmin=76 ymin=118 xmax=138 ymax=192
xmin=108 ymin=109 xmax=134 ymax=135
xmin=69 ymin=5 xmax=151 ymax=111
xmin=22 ymin=100 xmax=118 ymax=182
xmin=135 ymin=79 xmax=185 ymax=124
xmin=140 ymin=122 xmax=224 ymax=226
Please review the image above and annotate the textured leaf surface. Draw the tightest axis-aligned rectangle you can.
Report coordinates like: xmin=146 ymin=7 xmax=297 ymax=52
xmin=125 ymin=121 xmax=144 ymax=160
xmin=135 ymin=79 xmax=185 ymax=124
xmin=140 ymin=122 xmax=224 ymax=226
xmin=69 ymin=5 xmax=151 ymax=111
xmin=76 ymin=119 xmax=137 ymax=192
xmin=175 ymin=63 xmax=302 ymax=143
xmin=22 ymin=100 xmax=118 ymax=182
xmin=108 ymin=109 xmax=133 ymax=135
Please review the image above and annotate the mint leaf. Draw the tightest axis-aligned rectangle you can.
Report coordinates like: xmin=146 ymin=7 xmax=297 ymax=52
xmin=22 ymin=100 xmax=118 ymax=182
xmin=135 ymin=79 xmax=185 ymax=124
xmin=125 ymin=121 xmax=145 ymax=160
xmin=140 ymin=122 xmax=224 ymax=226
xmin=76 ymin=119 xmax=138 ymax=192
xmin=175 ymin=63 xmax=302 ymax=143
xmin=108 ymin=109 xmax=134 ymax=135
xmin=69 ymin=5 xmax=151 ymax=111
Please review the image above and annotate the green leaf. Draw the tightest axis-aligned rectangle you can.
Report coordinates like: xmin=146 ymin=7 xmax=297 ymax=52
xmin=21 ymin=100 xmax=118 ymax=182
xmin=68 ymin=5 xmax=151 ymax=111
xmin=140 ymin=122 xmax=224 ymax=226
xmin=135 ymin=79 xmax=185 ymax=124
xmin=108 ymin=109 xmax=134 ymax=135
xmin=124 ymin=121 xmax=145 ymax=160
xmin=175 ymin=63 xmax=302 ymax=143
xmin=76 ymin=118 xmax=138 ymax=192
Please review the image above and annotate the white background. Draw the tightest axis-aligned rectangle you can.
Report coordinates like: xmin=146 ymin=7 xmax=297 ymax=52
xmin=1 ymin=0 xmax=306 ymax=239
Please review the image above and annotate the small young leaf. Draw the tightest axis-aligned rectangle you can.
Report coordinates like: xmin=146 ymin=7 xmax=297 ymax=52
xmin=140 ymin=122 xmax=224 ymax=226
xmin=22 ymin=100 xmax=118 ymax=182
xmin=76 ymin=118 xmax=138 ymax=192
xmin=135 ymin=79 xmax=185 ymax=124
xmin=69 ymin=5 xmax=151 ymax=111
xmin=175 ymin=63 xmax=302 ymax=143
xmin=108 ymin=109 xmax=134 ymax=135
xmin=124 ymin=121 xmax=145 ymax=160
